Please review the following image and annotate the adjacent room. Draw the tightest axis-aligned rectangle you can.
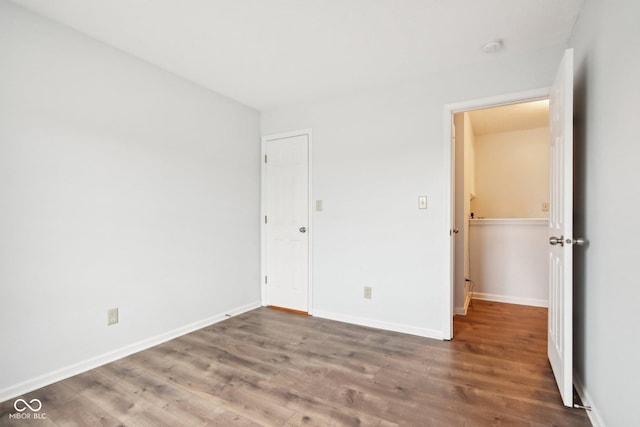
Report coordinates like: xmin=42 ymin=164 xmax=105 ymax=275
xmin=1 ymin=0 xmax=638 ymax=426
xmin=453 ymin=100 xmax=551 ymax=315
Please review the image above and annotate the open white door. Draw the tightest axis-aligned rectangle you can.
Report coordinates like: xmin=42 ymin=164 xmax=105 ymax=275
xmin=263 ymin=132 xmax=311 ymax=313
xmin=548 ymin=48 xmax=574 ymax=407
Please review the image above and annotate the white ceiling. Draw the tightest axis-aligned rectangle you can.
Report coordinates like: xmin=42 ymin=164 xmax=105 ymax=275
xmin=10 ymin=0 xmax=584 ymax=111
xmin=468 ymin=100 xmax=550 ymax=136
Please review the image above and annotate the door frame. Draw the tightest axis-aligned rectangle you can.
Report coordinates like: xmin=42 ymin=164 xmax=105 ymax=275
xmin=442 ymin=88 xmax=549 ymax=339
xmin=261 ymin=129 xmax=313 ymax=314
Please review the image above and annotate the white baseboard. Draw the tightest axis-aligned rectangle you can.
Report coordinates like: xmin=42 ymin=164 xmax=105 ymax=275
xmin=455 ymin=294 xmax=472 ymax=315
xmin=313 ymin=310 xmax=443 ymax=340
xmin=473 ymin=292 xmax=548 ymax=308
xmin=0 ymin=300 xmax=261 ymax=403
xmin=574 ymin=372 xmax=606 ymax=427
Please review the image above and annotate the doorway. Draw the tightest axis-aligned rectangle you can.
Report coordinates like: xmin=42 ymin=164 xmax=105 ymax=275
xmin=453 ymin=100 xmax=550 ymax=316
xmin=442 ymin=88 xmax=549 ymax=339
xmin=444 ymin=50 xmax=575 ymax=408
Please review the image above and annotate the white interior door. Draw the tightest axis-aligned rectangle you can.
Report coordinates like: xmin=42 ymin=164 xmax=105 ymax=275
xmin=264 ymin=133 xmax=310 ymax=312
xmin=548 ymin=48 xmax=574 ymax=407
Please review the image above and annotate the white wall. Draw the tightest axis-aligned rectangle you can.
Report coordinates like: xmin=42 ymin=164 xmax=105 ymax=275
xmin=469 ymin=219 xmax=548 ymax=306
xmin=471 ymin=127 xmax=549 ymax=218
xmin=464 ymin=113 xmax=476 ymax=202
xmin=262 ymin=45 xmax=566 ymax=338
xmin=0 ymin=1 xmax=260 ymax=399
xmin=570 ymin=0 xmax=640 ymax=425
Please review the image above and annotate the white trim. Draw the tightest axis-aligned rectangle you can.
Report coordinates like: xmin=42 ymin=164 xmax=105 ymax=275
xmin=469 ymin=218 xmax=548 ymax=226
xmin=442 ymin=87 xmax=550 ymax=339
xmin=0 ymin=300 xmax=261 ymax=403
xmin=261 ymin=129 xmax=313 ymax=314
xmin=473 ymin=292 xmax=548 ymax=308
xmin=574 ymin=372 xmax=606 ymax=427
xmin=314 ymin=310 xmax=444 ymax=340
xmin=455 ymin=293 xmax=472 ymax=315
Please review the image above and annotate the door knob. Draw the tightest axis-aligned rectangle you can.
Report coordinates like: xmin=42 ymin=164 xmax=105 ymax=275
xmin=299 ymin=227 xmax=307 ymax=233
xmin=453 ymin=228 xmax=460 ymax=234
xmin=567 ymin=237 xmax=586 ymax=246
xmin=549 ymin=236 xmax=564 ymax=246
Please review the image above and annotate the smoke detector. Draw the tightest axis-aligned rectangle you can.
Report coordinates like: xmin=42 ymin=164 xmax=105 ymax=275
xmin=482 ymin=40 xmax=504 ymax=54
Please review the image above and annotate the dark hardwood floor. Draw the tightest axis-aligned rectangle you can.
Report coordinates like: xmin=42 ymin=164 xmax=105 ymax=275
xmin=1 ymin=300 xmax=590 ymax=426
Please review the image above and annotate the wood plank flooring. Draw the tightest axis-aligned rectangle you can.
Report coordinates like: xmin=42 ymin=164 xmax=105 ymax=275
xmin=1 ymin=300 xmax=591 ymax=426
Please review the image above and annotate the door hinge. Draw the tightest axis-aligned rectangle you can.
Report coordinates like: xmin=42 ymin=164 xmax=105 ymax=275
xmin=264 ymin=215 xmax=267 ymax=224
xmin=264 ymin=154 xmax=267 ymax=163
xmin=264 ymin=276 xmax=268 ymax=284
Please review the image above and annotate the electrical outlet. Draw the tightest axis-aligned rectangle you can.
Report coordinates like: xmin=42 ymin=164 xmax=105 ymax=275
xmin=364 ymin=286 xmax=372 ymax=299
xmin=107 ymin=308 xmax=119 ymax=325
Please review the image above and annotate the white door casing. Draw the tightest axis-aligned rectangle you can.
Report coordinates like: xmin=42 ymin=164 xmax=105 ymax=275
xmin=261 ymin=130 xmax=312 ymax=313
xmin=548 ymin=48 xmax=574 ymax=407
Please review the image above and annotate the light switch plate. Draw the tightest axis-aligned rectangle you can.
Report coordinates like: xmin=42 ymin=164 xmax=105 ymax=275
xmin=316 ymin=200 xmax=323 ymax=211
xmin=418 ymin=196 xmax=427 ymax=209
xmin=107 ymin=308 xmax=119 ymax=325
